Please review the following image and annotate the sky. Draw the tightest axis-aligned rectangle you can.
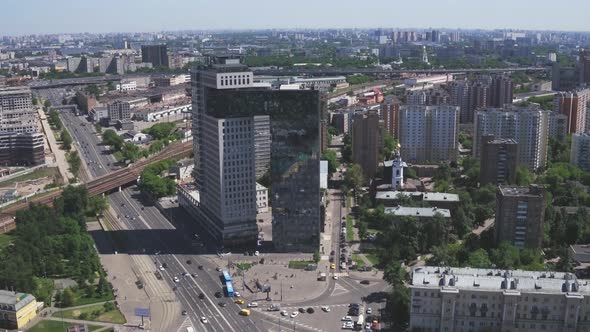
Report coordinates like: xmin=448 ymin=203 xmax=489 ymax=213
xmin=2 ymin=0 xmax=590 ymax=36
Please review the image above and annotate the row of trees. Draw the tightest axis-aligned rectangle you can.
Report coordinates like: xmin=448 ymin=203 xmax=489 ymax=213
xmin=0 ymin=186 xmax=105 ymax=304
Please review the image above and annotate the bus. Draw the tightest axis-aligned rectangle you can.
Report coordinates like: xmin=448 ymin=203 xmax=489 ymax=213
xmin=226 ymin=281 xmax=234 ymax=297
xmin=222 ymin=270 xmax=232 ymax=283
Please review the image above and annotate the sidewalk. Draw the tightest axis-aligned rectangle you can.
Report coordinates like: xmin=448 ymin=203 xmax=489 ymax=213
xmin=38 ymin=107 xmax=72 ymax=183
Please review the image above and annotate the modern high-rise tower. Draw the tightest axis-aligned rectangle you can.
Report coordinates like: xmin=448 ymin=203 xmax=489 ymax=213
xmin=183 ymin=57 xmax=321 ymax=252
xmin=141 ymin=44 xmax=169 ymax=68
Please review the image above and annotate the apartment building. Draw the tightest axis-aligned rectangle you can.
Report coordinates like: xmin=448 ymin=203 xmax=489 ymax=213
xmin=399 ymin=105 xmax=459 ymax=163
xmin=554 ymin=88 xmax=590 ymax=134
xmin=352 ymin=110 xmax=382 ymax=178
xmin=474 ymin=106 xmax=549 ymax=172
xmin=571 ymin=133 xmax=590 ymax=172
xmin=495 ymin=185 xmax=546 ymax=249
xmin=479 ymin=135 xmax=518 ymax=185
xmin=410 ymin=266 xmax=590 ymax=332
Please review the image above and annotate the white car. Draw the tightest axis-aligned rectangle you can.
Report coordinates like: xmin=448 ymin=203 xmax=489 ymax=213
xmin=234 ymin=292 xmax=241 ymax=297
xmin=159 ymin=265 xmax=165 ymax=271
xmin=280 ymin=310 xmax=288 ymax=316
xmin=342 ymin=322 xmax=353 ymax=330
xmin=247 ymin=302 xmax=259 ymax=308
xmin=366 ymin=307 xmax=372 ymax=314
xmin=333 ymin=275 xmax=339 ymax=280
xmin=254 ymin=251 xmax=260 ymax=256
xmin=173 ymin=277 xmax=180 ymax=282
xmin=200 ymin=316 xmax=208 ymax=324
xmin=341 ymin=316 xmax=352 ymax=322
xmin=365 ymin=322 xmax=372 ymax=330
xmin=321 ymin=306 xmax=330 ymax=312
xmin=290 ymin=311 xmax=299 ymax=318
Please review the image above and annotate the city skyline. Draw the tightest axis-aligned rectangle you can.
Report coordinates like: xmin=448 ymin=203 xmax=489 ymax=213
xmin=3 ymin=0 xmax=590 ymax=35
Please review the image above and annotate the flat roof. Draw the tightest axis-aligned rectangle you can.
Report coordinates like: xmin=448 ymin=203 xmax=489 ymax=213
xmin=384 ymin=206 xmax=451 ymax=218
xmin=498 ymin=185 xmax=544 ymax=197
xmin=376 ymin=191 xmax=460 ymax=203
xmin=412 ymin=266 xmax=589 ymax=294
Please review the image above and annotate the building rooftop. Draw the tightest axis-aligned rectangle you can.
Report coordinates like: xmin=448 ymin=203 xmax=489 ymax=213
xmin=256 ymin=183 xmax=267 ymax=191
xmin=412 ymin=266 xmax=590 ymax=294
xmin=498 ymin=184 xmax=545 ymax=197
xmin=488 ymin=138 xmax=518 ymax=145
xmin=376 ymin=191 xmax=459 ymax=203
xmin=383 ymin=206 xmax=451 ymax=218
xmin=0 ymin=290 xmax=35 ymax=311
xmin=0 ymin=86 xmax=31 ymax=96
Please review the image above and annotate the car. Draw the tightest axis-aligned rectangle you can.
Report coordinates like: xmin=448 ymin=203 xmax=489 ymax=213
xmin=333 ymin=275 xmax=339 ymax=280
xmin=330 ymin=250 xmax=335 ymax=255
xmin=290 ymin=312 xmax=299 ymax=318
xmin=254 ymin=251 xmax=260 ymax=256
xmin=280 ymin=310 xmax=288 ymax=316
xmin=162 ymin=263 xmax=167 ymax=268
xmin=154 ymin=271 xmax=163 ymax=280
xmin=182 ymin=272 xmax=189 ymax=277
xmin=366 ymin=308 xmax=373 ymax=314
xmin=298 ymin=308 xmax=305 ymax=313
xmin=360 ymin=280 xmax=371 ymax=285
xmin=218 ymin=302 xmax=227 ymax=307
xmin=198 ymin=293 xmax=205 ymax=299
xmin=306 ymin=307 xmax=315 ymax=314
xmin=198 ymin=265 xmax=203 ymax=270
xmin=191 ymin=273 xmax=198 ymax=278
xmin=330 ymin=263 xmax=336 ymax=270
xmin=186 ymin=259 xmax=192 ymax=264
xmin=321 ymin=306 xmax=330 ymax=312
xmin=194 ymin=233 xmax=200 ymax=239
xmin=159 ymin=265 xmax=165 ymax=271
xmin=200 ymin=317 xmax=208 ymax=324
xmin=234 ymin=292 xmax=241 ymax=297
xmin=365 ymin=322 xmax=372 ymax=330
xmin=235 ymin=299 xmax=245 ymax=305
xmin=181 ymin=310 xmax=187 ymax=316
xmin=216 ymin=267 xmax=223 ymax=272
xmin=247 ymin=302 xmax=258 ymax=308
xmin=267 ymin=305 xmax=280 ymax=312
xmin=214 ymin=291 xmax=222 ymax=298
xmin=341 ymin=316 xmax=353 ymax=322
xmin=342 ymin=322 xmax=354 ymax=330
xmin=173 ymin=277 xmax=180 ymax=282
xmin=349 ymin=303 xmax=360 ymax=308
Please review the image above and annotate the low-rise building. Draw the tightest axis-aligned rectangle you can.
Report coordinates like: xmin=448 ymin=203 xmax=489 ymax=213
xmin=123 ymin=131 xmax=150 ymax=143
xmin=132 ymin=102 xmax=191 ymax=122
xmin=0 ymin=290 xmax=38 ymax=330
xmin=383 ymin=206 xmax=451 ymax=219
xmin=376 ymin=191 xmax=459 ymax=209
xmin=256 ymin=183 xmax=268 ymax=214
xmin=410 ymin=266 xmax=590 ymax=332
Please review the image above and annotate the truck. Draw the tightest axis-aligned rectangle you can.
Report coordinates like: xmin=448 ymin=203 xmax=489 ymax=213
xmin=318 ymin=272 xmax=327 ymax=281
xmin=354 ymin=314 xmax=364 ymax=330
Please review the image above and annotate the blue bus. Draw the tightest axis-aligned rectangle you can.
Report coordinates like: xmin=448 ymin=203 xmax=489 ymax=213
xmin=222 ymin=270 xmax=232 ymax=283
xmin=225 ymin=281 xmax=234 ymax=297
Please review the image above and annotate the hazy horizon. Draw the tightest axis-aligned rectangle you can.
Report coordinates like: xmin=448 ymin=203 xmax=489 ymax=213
xmin=2 ymin=0 xmax=590 ymax=36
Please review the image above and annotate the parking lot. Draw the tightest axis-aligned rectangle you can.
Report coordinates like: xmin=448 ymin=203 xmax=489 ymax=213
xmin=251 ymin=300 xmax=380 ymax=332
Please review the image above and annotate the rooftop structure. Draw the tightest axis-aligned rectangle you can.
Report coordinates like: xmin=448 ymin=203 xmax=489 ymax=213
xmin=376 ymin=191 xmax=459 ymax=203
xmin=383 ymin=206 xmax=451 ymax=218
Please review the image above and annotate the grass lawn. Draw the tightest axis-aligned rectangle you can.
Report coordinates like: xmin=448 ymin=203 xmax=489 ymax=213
xmin=0 ymin=167 xmax=59 ymax=187
xmin=352 ymin=254 xmax=365 ymax=268
xmin=70 ymin=287 xmax=114 ymax=307
xmin=346 ymin=216 xmax=354 ymax=242
xmin=362 ymin=249 xmax=380 ymax=266
xmin=112 ymin=151 xmax=123 ymax=162
xmin=0 ymin=233 xmax=14 ymax=252
xmin=54 ymin=302 xmax=126 ymax=324
xmin=288 ymin=260 xmax=315 ymax=269
xmin=28 ymin=320 xmax=103 ymax=332
xmin=235 ymin=262 xmax=253 ymax=271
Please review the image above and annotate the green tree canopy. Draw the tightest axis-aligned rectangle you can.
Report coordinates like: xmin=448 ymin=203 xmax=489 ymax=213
xmin=322 ymin=150 xmax=340 ymax=173
xmin=61 ymin=129 xmax=73 ymax=151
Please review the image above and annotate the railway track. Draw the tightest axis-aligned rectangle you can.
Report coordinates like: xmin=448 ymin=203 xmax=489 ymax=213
xmin=0 ymin=140 xmax=192 ymax=215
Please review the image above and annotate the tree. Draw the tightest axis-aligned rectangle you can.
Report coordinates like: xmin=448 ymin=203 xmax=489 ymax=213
xmin=102 ymin=129 xmax=124 ymax=151
xmin=87 ymin=196 xmax=108 ymax=216
xmin=322 ymin=150 xmax=340 ymax=173
xmin=149 ymin=140 xmax=165 ymax=154
xmin=32 ymin=96 xmax=38 ymax=105
xmin=44 ymin=100 xmax=51 ymax=108
xmin=142 ymin=122 xmax=176 ymax=141
xmin=94 ymin=123 xmax=102 ymax=134
xmin=387 ymin=286 xmax=410 ymax=330
xmin=62 ymin=287 xmax=75 ymax=307
xmin=139 ymin=159 xmax=177 ymax=198
xmin=515 ymin=166 xmax=533 ymax=186
xmin=85 ymin=84 xmax=101 ymax=98
xmin=345 ymin=164 xmax=364 ymax=192
xmin=121 ymin=142 xmax=141 ymax=162
xmin=383 ymin=260 xmax=406 ymax=288
xmin=313 ymin=250 xmax=321 ymax=263
xmin=61 ymin=129 xmax=73 ymax=151
xmin=467 ymin=249 xmax=492 ymax=268
xmin=97 ymin=275 xmax=110 ymax=296
xmin=66 ymin=151 xmax=81 ymax=178
xmin=381 ymin=132 xmax=397 ymax=160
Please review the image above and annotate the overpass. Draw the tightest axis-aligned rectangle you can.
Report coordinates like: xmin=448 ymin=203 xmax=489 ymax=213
xmin=252 ymin=66 xmax=549 ymax=76
xmin=0 ymin=140 xmax=193 ymax=215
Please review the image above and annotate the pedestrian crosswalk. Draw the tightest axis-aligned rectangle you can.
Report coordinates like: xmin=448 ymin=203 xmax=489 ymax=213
xmin=176 ymin=317 xmax=194 ymax=332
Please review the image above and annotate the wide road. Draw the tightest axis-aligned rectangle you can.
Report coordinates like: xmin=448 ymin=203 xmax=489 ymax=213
xmin=61 ymin=110 xmax=265 ymax=331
